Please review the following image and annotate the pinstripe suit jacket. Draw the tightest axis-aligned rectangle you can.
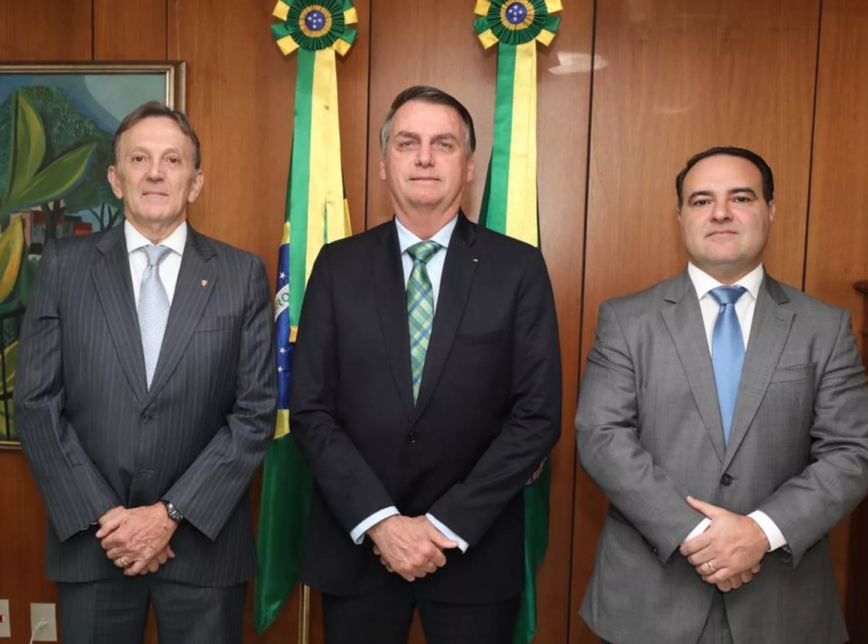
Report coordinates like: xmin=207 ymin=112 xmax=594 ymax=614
xmin=14 ymin=223 xmax=277 ymax=586
xmin=576 ymin=270 xmax=868 ymax=644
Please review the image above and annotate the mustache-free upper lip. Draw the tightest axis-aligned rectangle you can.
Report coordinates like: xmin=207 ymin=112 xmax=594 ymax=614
xmin=706 ymin=229 xmax=737 ymax=236
xmin=410 ymin=176 xmax=439 ymax=181
xmin=142 ymin=191 xmax=168 ymax=196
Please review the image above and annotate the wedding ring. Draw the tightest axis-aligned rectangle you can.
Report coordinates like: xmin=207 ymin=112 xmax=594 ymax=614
xmin=705 ymin=560 xmax=716 ymax=573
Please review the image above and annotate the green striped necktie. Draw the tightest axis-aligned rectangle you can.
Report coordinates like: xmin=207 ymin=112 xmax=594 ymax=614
xmin=406 ymin=240 xmax=442 ymax=403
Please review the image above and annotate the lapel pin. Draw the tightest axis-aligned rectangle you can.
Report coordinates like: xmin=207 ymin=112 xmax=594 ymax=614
xmin=200 ymin=279 xmax=208 ymax=287
xmin=473 ymin=258 xmax=479 ymax=263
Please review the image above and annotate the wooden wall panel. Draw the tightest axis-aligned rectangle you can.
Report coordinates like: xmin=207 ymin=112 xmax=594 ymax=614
xmin=571 ymin=1 xmax=821 ymax=641
xmin=0 ymin=0 xmax=92 ymax=61
xmin=0 ymin=453 xmax=56 ymax=644
xmin=367 ymin=3 xmax=593 ymax=644
xmin=805 ymin=0 xmax=868 ymax=639
xmin=94 ymin=0 xmax=167 ymax=61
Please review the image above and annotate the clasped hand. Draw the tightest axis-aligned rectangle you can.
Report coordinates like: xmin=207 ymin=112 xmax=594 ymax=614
xmin=96 ymin=504 xmax=177 ymax=576
xmin=368 ymin=515 xmax=458 ymax=582
xmin=679 ymin=496 xmax=768 ymax=592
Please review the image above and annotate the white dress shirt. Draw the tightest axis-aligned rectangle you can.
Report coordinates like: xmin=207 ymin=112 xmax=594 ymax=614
xmin=349 ymin=215 xmax=470 ymax=552
xmin=682 ymin=262 xmax=787 ymax=551
xmin=125 ymin=220 xmax=187 ymax=307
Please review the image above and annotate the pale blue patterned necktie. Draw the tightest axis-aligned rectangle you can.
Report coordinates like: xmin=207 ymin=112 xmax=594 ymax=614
xmin=710 ymin=285 xmax=747 ymax=444
xmin=138 ymin=245 xmax=172 ymax=389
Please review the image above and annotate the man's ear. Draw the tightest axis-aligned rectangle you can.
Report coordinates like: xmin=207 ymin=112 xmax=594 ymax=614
xmin=107 ymin=166 xmax=124 ymax=199
xmin=187 ymin=169 xmax=205 ymax=204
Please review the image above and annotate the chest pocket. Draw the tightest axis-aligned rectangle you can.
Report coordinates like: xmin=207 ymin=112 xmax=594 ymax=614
xmin=195 ymin=315 xmax=241 ymax=333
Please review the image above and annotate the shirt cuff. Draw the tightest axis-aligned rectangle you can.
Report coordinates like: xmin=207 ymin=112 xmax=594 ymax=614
xmin=748 ymin=510 xmax=787 ymax=552
xmin=349 ymin=507 xmax=400 ymax=545
xmin=426 ymin=513 xmax=469 ymax=553
xmin=682 ymin=518 xmax=711 ymax=545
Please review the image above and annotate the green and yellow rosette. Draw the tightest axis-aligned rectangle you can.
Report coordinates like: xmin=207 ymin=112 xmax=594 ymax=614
xmin=474 ymin=0 xmax=561 ymax=246
xmin=271 ymin=0 xmax=356 ymax=327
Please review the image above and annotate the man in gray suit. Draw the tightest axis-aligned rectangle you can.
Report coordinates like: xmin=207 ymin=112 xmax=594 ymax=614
xmin=576 ymin=146 xmax=868 ymax=644
xmin=15 ymin=102 xmax=276 ymax=643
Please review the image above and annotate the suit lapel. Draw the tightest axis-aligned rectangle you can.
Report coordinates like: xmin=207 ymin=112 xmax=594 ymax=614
xmin=92 ymin=226 xmax=148 ymax=405
xmin=723 ymin=275 xmax=793 ymax=468
xmin=661 ymin=271 xmax=726 ymax=462
xmin=146 ymin=227 xmax=218 ymax=402
xmin=373 ymin=221 xmax=415 ymax=420
xmin=412 ymin=215 xmax=478 ymax=423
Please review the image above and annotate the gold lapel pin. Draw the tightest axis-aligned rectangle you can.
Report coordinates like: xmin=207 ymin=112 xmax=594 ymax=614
xmin=200 ymin=279 xmax=208 ymax=287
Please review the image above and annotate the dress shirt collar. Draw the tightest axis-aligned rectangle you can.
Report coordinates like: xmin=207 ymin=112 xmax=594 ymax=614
xmin=394 ymin=214 xmax=457 ymax=254
xmin=125 ymin=219 xmax=187 ymax=257
xmin=688 ymin=262 xmax=764 ymax=301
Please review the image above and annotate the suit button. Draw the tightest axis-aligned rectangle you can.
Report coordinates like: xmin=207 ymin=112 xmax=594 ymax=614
xmin=721 ymin=474 xmax=733 ymax=486
xmin=408 ymin=432 xmax=417 ymax=444
xmin=141 ymin=413 xmax=153 ymax=424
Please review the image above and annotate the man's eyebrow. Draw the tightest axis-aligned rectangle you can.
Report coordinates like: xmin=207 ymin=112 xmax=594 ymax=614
xmin=728 ymin=187 xmax=758 ymax=198
xmin=393 ymin=131 xmax=420 ymax=141
xmin=687 ymin=190 xmax=714 ymax=201
xmin=687 ymin=187 xmax=759 ymax=201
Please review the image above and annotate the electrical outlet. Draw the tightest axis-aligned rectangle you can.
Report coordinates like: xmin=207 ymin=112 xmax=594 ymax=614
xmin=0 ymin=599 xmax=10 ymax=638
xmin=30 ymin=604 xmax=57 ymax=642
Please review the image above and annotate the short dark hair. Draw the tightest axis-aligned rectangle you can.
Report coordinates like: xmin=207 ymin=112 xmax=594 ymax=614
xmin=379 ymin=85 xmax=476 ymax=155
xmin=675 ymin=146 xmax=774 ymax=209
xmin=111 ymin=101 xmax=202 ymax=169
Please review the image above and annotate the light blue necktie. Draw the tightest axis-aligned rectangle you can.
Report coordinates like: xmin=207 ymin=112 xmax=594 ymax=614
xmin=710 ymin=286 xmax=747 ymax=444
xmin=138 ymin=245 xmax=172 ymax=389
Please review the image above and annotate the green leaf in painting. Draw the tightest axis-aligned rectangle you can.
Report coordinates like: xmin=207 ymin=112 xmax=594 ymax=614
xmin=4 ymin=141 xmax=97 ymax=213
xmin=7 ymin=92 xmax=47 ymax=201
xmin=0 ymin=218 xmax=24 ymax=304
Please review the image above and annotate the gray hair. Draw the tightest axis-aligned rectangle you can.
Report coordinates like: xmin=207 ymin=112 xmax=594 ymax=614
xmin=111 ymin=101 xmax=202 ymax=169
xmin=379 ymin=86 xmax=476 ymax=155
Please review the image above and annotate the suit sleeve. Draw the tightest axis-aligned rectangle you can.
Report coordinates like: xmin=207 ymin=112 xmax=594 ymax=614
xmin=162 ymin=255 xmax=277 ymax=541
xmin=757 ymin=309 xmax=868 ymax=566
xmin=575 ymin=301 xmax=706 ymax=564
xmin=290 ymin=246 xmax=396 ymax=535
xmin=14 ymin=240 xmax=122 ymax=542
xmin=426 ymin=250 xmax=562 ymax=546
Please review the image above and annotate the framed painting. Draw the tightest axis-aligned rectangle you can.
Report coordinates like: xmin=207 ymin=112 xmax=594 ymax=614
xmin=0 ymin=61 xmax=185 ymax=449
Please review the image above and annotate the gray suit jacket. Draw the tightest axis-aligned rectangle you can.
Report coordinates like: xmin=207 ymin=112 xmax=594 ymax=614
xmin=576 ymin=269 xmax=868 ymax=644
xmin=15 ymin=224 xmax=276 ymax=586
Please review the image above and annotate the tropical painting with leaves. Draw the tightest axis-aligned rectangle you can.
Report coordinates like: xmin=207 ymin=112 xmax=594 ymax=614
xmin=0 ymin=68 xmax=174 ymax=445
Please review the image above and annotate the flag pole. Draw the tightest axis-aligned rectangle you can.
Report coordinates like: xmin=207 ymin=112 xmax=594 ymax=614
xmin=297 ymin=584 xmax=311 ymax=644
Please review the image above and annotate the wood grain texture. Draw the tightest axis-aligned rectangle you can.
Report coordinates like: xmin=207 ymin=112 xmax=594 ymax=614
xmin=94 ymin=0 xmax=167 ymax=60
xmin=572 ymin=1 xmax=821 ymax=641
xmin=168 ymin=0 xmax=370 ymax=287
xmin=0 ymin=0 xmax=92 ymax=60
xmin=0 ymin=453 xmax=57 ymax=644
xmin=806 ymin=0 xmax=868 ymax=638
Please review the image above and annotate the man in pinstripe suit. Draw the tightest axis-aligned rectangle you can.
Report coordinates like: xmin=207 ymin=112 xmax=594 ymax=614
xmin=14 ymin=102 xmax=277 ymax=643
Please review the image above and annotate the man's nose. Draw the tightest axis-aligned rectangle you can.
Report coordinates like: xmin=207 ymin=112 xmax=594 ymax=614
xmin=415 ymin=142 xmax=434 ymax=167
xmin=710 ymin=200 xmax=731 ymax=221
xmin=146 ymin=161 xmax=164 ymax=179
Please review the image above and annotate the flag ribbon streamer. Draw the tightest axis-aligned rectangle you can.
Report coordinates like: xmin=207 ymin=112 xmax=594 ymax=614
xmin=255 ymin=0 xmax=356 ymax=634
xmin=473 ymin=2 xmax=561 ymax=643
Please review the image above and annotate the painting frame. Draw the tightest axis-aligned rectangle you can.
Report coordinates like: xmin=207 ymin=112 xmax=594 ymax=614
xmin=0 ymin=61 xmax=186 ymax=450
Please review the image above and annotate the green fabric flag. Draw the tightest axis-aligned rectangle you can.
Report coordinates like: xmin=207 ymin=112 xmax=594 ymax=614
xmin=475 ymin=1 xmax=562 ymax=641
xmin=255 ymin=0 xmax=357 ymax=634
